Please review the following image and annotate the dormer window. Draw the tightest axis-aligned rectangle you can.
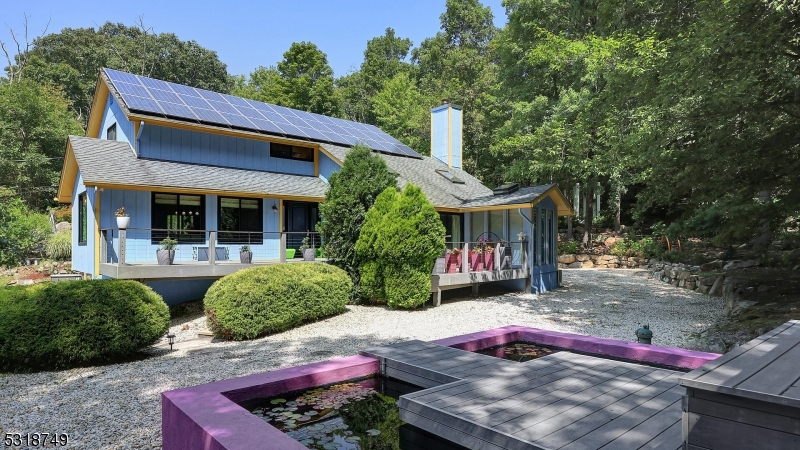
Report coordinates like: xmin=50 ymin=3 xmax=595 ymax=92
xmin=106 ymin=123 xmax=117 ymax=141
xmin=270 ymin=143 xmax=313 ymax=162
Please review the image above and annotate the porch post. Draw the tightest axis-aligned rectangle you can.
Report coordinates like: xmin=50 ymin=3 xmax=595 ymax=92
xmin=520 ymin=237 xmax=527 ymax=269
xmin=494 ymin=243 xmax=500 ymax=271
xmin=208 ymin=231 xmax=216 ymax=265
xmin=461 ymin=241 xmax=469 ymax=273
xmin=280 ymin=233 xmax=287 ymax=263
xmin=118 ymin=229 xmax=126 ymax=265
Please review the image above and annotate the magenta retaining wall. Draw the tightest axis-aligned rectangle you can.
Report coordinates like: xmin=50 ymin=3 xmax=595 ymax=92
xmin=162 ymin=327 xmax=720 ymax=449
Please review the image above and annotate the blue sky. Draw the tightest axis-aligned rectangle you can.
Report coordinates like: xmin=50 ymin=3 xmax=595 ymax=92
xmin=2 ymin=0 xmax=507 ymax=77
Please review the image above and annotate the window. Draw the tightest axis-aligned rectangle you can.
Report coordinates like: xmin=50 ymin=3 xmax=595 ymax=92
xmin=270 ymin=143 xmax=314 ymax=161
xmin=78 ymin=193 xmax=87 ymax=246
xmin=439 ymin=213 xmax=463 ymax=247
xmin=218 ymin=197 xmax=263 ymax=244
xmin=151 ymin=193 xmax=205 ymax=244
xmin=435 ymin=169 xmax=465 ymax=184
xmin=106 ymin=123 xmax=117 ymax=141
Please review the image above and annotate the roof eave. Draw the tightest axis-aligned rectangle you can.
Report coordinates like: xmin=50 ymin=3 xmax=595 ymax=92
xmin=55 ymin=138 xmax=79 ymax=203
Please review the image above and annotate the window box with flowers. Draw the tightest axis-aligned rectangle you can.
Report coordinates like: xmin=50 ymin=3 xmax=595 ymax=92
xmin=446 ymin=247 xmax=462 ymax=273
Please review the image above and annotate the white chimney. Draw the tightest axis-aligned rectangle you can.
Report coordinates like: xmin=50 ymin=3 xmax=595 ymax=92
xmin=430 ymin=99 xmax=462 ymax=169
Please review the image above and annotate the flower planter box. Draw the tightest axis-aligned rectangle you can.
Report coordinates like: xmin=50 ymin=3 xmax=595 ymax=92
xmin=239 ymin=251 xmax=252 ymax=264
xmin=484 ymin=253 xmax=495 ymax=271
xmin=303 ymin=248 xmax=316 ymax=261
xmin=445 ymin=253 xmax=462 ymax=273
xmin=470 ymin=253 xmax=484 ymax=272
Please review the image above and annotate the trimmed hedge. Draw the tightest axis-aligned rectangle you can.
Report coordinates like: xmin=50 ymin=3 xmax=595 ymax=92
xmin=0 ymin=280 xmax=170 ymax=371
xmin=204 ymin=263 xmax=352 ymax=340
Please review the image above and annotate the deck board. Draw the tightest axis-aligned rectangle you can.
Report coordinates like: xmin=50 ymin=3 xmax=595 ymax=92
xmin=366 ymin=340 xmax=685 ymax=450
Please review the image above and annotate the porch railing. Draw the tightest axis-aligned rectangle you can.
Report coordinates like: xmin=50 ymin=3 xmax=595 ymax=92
xmin=435 ymin=241 xmax=528 ymax=274
xmin=100 ymin=228 xmax=321 ymax=265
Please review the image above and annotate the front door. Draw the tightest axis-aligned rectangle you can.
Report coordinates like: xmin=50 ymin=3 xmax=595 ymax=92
xmin=284 ymin=202 xmax=319 ymax=253
xmin=531 ymin=198 xmax=558 ymax=293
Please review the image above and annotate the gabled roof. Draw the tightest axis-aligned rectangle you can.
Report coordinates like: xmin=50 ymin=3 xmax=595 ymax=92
xmin=56 ymin=136 xmax=329 ymax=202
xmin=321 ymin=144 xmax=574 ymax=214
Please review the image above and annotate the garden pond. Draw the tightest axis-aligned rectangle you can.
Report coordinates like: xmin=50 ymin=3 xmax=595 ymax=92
xmin=475 ymin=341 xmax=562 ymax=362
xmin=241 ymin=376 xmax=468 ymax=450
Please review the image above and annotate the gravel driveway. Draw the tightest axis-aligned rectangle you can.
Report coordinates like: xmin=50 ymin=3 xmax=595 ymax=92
xmin=0 ymin=269 xmax=725 ymax=449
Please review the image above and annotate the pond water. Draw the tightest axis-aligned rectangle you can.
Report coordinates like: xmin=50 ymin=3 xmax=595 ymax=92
xmin=475 ymin=341 xmax=562 ymax=362
xmin=241 ymin=376 xmax=468 ymax=450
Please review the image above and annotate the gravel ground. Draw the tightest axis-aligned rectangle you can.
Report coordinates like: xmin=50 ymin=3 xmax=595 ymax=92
xmin=0 ymin=269 xmax=724 ymax=449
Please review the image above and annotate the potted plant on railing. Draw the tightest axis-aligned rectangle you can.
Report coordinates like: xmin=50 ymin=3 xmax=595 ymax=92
xmin=445 ymin=247 xmax=462 ymax=273
xmin=469 ymin=247 xmax=484 ymax=272
xmin=157 ymin=237 xmax=177 ymax=265
xmin=299 ymin=236 xmax=315 ymax=261
xmin=115 ymin=207 xmax=130 ymax=229
xmin=239 ymin=245 xmax=252 ymax=264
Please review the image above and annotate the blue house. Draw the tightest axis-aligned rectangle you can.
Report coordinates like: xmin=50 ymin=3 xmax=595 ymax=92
xmin=57 ymin=69 xmax=573 ymax=304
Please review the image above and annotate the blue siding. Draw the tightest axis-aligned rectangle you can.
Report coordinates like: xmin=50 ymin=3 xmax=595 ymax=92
xmin=99 ymin=95 xmax=134 ymax=144
xmin=451 ymin=108 xmax=462 ymax=169
xmin=318 ymin=152 xmax=341 ymax=182
xmin=146 ymin=279 xmax=216 ymax=305
xmin=71 ymin=170 xmax=97 ymax=275
xmin=138 ymin=125 xmax=315 ymax=176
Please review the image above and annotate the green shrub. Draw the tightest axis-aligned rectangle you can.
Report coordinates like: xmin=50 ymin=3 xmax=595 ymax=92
xmin=610 ymin=237 xmax=662 ymax=258
xmin=45 ymin=229 xmax=71 ymax=261
xmin=0 ymin=193 xmax=52 ymax=267
xmin=355 ymin=184 xmax=446 ymax=309
xmin=557 ymin=240 xmax=579 ymax=254
xmin=0 ymin=280 xmax=169 ymax=371
xmin=204 ymin=263 xmax=352 ymax=340
xmin=317 ymin=145 xmax=397 ymax=302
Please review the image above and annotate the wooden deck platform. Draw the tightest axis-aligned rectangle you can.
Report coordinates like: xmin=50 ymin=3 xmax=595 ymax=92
xmin=679 ymin=320 xmax=800 ymax=449
xmin=362 ymin=340 xmax=683 ymax=450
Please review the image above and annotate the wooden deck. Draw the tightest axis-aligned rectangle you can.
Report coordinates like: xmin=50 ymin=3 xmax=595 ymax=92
xmin=679 ymin=320 xmax=800 ymax=449
xmin=362 ymin=340 xmax=683 ymax=450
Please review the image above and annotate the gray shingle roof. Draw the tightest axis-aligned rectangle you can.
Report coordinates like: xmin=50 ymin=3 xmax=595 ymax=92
xmin=69 ymin=136 xmax=329 ymax=198
xmin=321 ymin=143 xmax=555 ymax=209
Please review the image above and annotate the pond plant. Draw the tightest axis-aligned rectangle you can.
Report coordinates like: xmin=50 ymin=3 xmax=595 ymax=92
xmin=250 ymin=378 xmax=403 ymax=450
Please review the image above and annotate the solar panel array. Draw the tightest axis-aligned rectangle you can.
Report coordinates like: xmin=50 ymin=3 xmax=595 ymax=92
xmin=104 ymin=68 xmax=422 ymax=159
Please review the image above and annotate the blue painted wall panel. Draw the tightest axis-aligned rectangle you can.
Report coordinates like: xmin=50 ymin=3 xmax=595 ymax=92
xmin=71 ymin=170 xmax=95 ymax=274
xmin=99 ymin=95 xmax=134 ymax=144
xmin=318 ymin=153 xmax=341 ymax=182
xmin=431 ymin=108 xmax=449 ymax=166
xmin=146 ymin=279 xmax=216 ymax=305
xmin=451 ymin=108 xmax=462 ymax=169
xmin=138 ymin=125 xmax=315 ymax=176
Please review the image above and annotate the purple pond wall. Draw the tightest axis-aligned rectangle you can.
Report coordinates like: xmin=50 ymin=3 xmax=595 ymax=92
xmin=162 ymin=326 xmax=719 ymax=450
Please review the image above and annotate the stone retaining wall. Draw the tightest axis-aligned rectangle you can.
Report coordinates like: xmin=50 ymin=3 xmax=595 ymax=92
xmin=557 ymin=254 xmax=649 ymax=269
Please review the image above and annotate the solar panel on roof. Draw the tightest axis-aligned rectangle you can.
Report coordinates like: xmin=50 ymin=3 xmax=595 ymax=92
xmin=103 ymin=68 xmax=423 ymax=159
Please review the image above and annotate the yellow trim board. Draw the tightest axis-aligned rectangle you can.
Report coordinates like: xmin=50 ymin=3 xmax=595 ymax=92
xmin=86 ymin=75 xmax=110 ymax=138
xmin=94 ymin=188 xmax=101 ymax=278
xmin=88 ymin=182 xmax=326 ymax=203
xmin=314 ymin=148 xmax=320 ymax=177
xmin=56 ymin=140 xmax=79 ymax=203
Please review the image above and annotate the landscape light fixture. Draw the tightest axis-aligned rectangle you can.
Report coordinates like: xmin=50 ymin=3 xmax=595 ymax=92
xmin=167 ymin=334 xmax=176 ymax=351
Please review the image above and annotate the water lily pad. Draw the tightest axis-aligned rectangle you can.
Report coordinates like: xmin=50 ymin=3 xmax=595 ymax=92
xmin=366 ymin=429 xmax=381 ymax=436
xmin=297 ymin=415 xmax=311 ymax=422
xmin=344 ymin=437 xmax=360 ymax=443
xmin=270 ymin=398 xmax=286 ymax=405
xmin=322 ymin=444 xmax=338 ymax=450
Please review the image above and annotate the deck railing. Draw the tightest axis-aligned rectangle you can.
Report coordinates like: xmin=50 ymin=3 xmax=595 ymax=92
xmin=100 ymin=228 xmax=320 ymax=265
xmin=436 ymin=240 xmax=528 ymax=274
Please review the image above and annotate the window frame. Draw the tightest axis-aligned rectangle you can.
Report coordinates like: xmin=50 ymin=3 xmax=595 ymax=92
xmin=150 ymin=192 xmax=206 ymax=244
xmin=78 ymin=192 xmax=87 ymax=246
xmin=106 ymin=123 xmax=117 ymax=141
xmin=269 ymin=143 xmax=314 ymax=162
xmin=217 ymin=196 xmax=264 ymax=244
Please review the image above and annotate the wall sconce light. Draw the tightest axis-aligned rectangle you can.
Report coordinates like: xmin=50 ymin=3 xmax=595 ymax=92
xmin=272 ymin=202 xmax=278 ymax=213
